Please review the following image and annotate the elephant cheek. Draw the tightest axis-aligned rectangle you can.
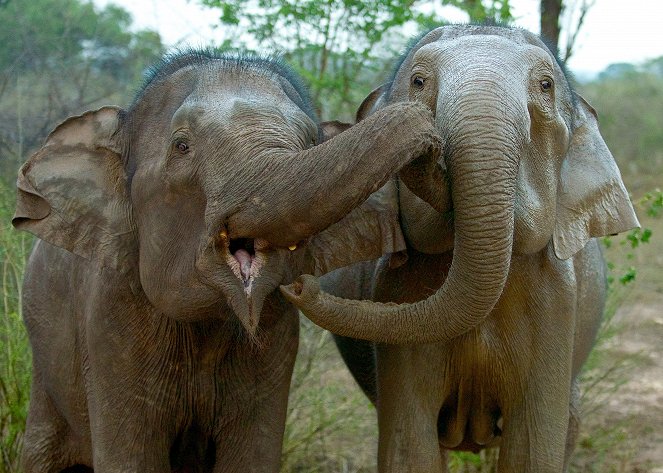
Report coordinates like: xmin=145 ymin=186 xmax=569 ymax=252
xmin=513 ymin=184 xmax=556 ymax=254
xmin=511 ymin=144 xmax=560 ymax=255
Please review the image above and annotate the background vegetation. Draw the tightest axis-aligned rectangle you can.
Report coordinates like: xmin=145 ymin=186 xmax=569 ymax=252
xmin=0 ymin=0 xmax=661 ymax=471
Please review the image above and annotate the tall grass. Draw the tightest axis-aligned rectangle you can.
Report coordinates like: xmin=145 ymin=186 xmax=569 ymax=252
xmin=0 ymin=181 xmax=32 ymax=472
xmin=283 ymin=319 xmax=378 ymax=472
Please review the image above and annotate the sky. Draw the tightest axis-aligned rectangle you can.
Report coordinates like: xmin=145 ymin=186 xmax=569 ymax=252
xmin=93 ymin=0 xmax=663 ymax=77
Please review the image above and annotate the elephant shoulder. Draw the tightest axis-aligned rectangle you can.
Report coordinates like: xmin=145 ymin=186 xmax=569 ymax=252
xmin=23 ymin=240 xmax=133 ymax=328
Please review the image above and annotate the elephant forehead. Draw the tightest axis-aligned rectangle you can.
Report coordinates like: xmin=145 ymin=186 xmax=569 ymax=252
xmin=429 ymin=24 xmax=541 ymax=48
xmin=198 ymin=68 xmax=284 ymax=96
xmin=171 ymin=92 xmax=316 ymax=145
xmin=427 ymin=34 xmax=535 ymax=64
xmin=402 ymin=25 xmax=552 ymax=79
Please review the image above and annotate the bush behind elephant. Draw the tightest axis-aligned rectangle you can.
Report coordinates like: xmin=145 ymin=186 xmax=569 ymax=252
xmin=14 ymin=50 xmax=443 ymax=472
xmin=282 ymin=25 xmax=639 ymax=472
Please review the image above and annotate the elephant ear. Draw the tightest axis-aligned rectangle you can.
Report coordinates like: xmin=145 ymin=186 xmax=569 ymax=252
xmin=356 ymin=83 xmax=391 ymax=122
xmin=553 ymin=94 xmax=640 ymax=260
xmin=320 ymin=120 xmax=352 ymax=142
xmin=13 ymin=106 xmax=137 ymax=274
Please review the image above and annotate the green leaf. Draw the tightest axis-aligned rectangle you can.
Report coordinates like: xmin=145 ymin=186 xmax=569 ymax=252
xmin=619 ymin=267 xmax=637 ymax=285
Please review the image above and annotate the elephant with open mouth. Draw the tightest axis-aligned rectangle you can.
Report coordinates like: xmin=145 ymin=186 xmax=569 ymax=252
xmin=13 ymin=51 xmax=443 ymax=472
xmin=281 ymin=25 xmax=639 ymax=472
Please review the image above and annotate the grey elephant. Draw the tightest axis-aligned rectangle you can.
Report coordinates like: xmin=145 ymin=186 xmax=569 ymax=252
xmin=281 ymin=25 xmax=639 ymax=472
xmin=13 ymin=51 xmax=443 ymax=472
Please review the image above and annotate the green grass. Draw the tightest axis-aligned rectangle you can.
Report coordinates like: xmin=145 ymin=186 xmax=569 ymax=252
xmin=0 ymin=182 xmax=32 ymax=472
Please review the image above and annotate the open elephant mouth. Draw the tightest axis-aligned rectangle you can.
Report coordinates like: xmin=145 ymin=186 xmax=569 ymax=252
xmin=219 ymin=234 xmax=268 ymax=296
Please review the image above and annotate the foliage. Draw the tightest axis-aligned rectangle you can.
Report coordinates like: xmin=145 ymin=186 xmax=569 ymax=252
xmin=0 ymin=182 xmax=32 ymax=472
xmin=448 ymin=0 xmax=511 ymax=22
xmin=579 ymin=60 xmax=663 ymax=190
xmin=0 ymin=0 xmax=165 ymax=178
xmin=200 ymin=0 xmax=514 ymax=119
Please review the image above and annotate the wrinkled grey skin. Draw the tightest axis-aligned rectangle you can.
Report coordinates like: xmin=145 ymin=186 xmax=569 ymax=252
xmin=13 ymin=52 xmax=443 ymax=472
xmin=281 ymin=26 xmax=639 ymax=472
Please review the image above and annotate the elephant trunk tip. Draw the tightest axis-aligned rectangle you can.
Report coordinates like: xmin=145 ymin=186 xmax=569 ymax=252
xmin=280 ymin=274 xmax=318 ymax=306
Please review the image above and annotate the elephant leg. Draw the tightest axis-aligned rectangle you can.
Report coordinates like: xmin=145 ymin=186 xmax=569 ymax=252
xmin=90 ymin=420 xmax=172 ymax=472
xmin=563 ymin=379 xmax=581 ymax=472
xmin=376 ymin=343 xmax=447 ymax=473
xmin=22 ymin=385 xmax=91 ymax=473
xmin=211 ymin=366 xmax=295 ymax=473
xmin=213 ymin=312 xmax=299 ymax=473
xmin=85 ymin=377 xmax=174 ymax=471
xmin=212 ymin=379 xmax=292 ymax=473
xmin=333 ymin=335 xmax=377 ymax=404
xmin=498 ymin=391 xmax=570 ymax=473
xmin=497 ymin=351 xmax=573 ymax=472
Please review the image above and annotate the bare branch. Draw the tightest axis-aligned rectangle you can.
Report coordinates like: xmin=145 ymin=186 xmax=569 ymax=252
xmin=563 ymin=0 xmax=596 ymax=62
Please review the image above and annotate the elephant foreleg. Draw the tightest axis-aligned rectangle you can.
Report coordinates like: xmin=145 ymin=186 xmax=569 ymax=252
xmin=376 ymin=343 xmax=447 ymax=473
xmin=563 ymin=379 xmax=581 ymax=472
xmin=22 ymin=385 xmax=92 ymax=473
xmin=497 ymin=342 xmax=574 ymax=472
xmin=498 ymin=395 xmax=570 ymax=472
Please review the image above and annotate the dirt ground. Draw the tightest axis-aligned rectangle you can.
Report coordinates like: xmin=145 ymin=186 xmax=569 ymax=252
xmin=584 ymin=207 xmax=663 ymax=473
xmin=606 ymin=296 xmax=663 ymax=471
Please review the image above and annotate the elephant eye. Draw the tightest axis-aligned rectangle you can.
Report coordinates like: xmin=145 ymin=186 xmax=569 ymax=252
xmin=174 ymin=140 xmax=189 ymax=154
xmin=412 ymin=75 xmax=426 ymax=88
xmin=540 ymin=79 xmax=553 ymax=92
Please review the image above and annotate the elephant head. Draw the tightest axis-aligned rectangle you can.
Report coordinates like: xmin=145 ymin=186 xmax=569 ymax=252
xmin=12 ymin=51 xmax=443 ymax=335
xmin=281 ymin=25 xmax=639 ymax=343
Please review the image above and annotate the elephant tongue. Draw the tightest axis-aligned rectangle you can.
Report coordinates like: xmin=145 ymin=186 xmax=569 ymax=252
xmin=233 ymin=249 xmax=253 ymax=282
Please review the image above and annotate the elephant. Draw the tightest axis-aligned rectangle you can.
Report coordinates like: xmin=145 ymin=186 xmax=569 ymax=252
xmin=280 ymin=25 xmax=640 ymax=472
xmin=13 ymin=50 xmax=444 ymax=472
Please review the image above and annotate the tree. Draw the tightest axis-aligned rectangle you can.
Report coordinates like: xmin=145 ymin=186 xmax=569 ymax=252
xmin=0 ymin=0 xmax=165 ymax=176
xmin=449 ymin=0 xmax=512 ymax=23
xmin=540 ymin=0 xmax=562 ymax=54
xmin=540 ymin=0 xmax=595 ymax=61
xmin=200 ymin=0 xmax=513 ymax=120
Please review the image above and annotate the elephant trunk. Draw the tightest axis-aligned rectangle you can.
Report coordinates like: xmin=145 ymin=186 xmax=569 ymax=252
xmin=281 ymin=77 xmax=527 ymax=344
xmin=226 ymin=102 xmax=442 ymax=248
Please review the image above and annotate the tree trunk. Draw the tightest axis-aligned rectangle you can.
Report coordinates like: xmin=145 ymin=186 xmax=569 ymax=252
xmin=540 ymin=0 xmax=563 ymax=56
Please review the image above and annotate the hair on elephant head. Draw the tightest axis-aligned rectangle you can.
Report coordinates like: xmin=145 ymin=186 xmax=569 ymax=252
xmin=14 ymin=50 xmax=444 ymax=471
xmin=282 ymin=25 xmax=639 ymax=344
